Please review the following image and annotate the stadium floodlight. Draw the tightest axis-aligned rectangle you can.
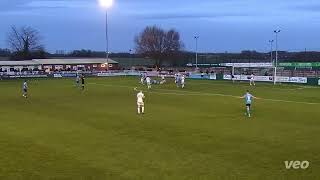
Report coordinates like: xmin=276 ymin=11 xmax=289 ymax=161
xmin=99 ymin=0 xmax=113 ymax=9
xmin=99 ymin=0 xmax=114 ymax=69
xmin=273 ymin=30 xmax=281 ymax=85
xmin=194 ymin=36 xmax=199 ymax=69
xmin=129 ymin=49 xmax=134 ymax=69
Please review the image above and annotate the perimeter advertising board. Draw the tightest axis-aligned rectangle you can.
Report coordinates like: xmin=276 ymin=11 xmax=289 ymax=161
xmin=223 ymin=75 xmax=307 ymax=84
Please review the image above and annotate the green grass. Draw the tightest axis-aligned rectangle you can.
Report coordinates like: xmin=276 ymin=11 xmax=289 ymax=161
xmin=0 ymin=77 xmax=319 ymax=180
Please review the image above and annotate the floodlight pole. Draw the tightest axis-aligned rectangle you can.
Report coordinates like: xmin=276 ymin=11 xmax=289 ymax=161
xmin=194 ymin=36 xmax=199 ymax=69
xmin=274 ymin=30 xmax=280 ymax=85
xmin=105 ymin=10 xmax=109 ymax=70
xmin=129 ymin=49 xmax=133 ymax=69
xmin=232 ymin=65 xmax=235 ymax=76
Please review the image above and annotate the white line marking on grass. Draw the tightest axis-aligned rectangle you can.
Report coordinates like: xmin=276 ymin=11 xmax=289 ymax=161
xmin=89 ymin=83 xmax=320 ymax=105
xmin=261 ymin=98 xmax=319 ymax=105
xmin=192 ymin=82 xmax=316 ymax=91
xmin=150 ymin=89 xmax=320 ymax=105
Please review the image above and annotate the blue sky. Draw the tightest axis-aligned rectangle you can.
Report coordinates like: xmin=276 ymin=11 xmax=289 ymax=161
xmin=0 ymin=0 xmax=320 ymax=53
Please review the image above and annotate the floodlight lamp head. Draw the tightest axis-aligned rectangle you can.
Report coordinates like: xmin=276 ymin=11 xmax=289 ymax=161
xmin=99 ymin=0 xmax=113 ymax=9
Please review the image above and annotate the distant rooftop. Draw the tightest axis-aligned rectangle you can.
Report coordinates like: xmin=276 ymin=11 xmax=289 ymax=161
xmin=0 ymin=58 xmax=118 ymax=66
xmin=33 ymin=58 xmax=118 ymax=65
xmin=0 ymin=61 xmax=39 ymax=66
xmin=0 ymin=57 xmax=10 ymax=61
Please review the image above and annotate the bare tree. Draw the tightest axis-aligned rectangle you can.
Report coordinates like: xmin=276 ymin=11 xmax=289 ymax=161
xmin=135 ymin=26 xmax=183 ymax=67
xmin=7 ymin=26 xmax=44 ymax=60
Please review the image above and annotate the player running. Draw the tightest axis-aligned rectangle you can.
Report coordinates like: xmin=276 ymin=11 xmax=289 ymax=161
xmin=146 ymin=76 xmax=151 ymax=90
xmin=181 ymin=75 xmax=186 ymax=88
xmin=81 ymin=75 xmax=85 ymax=90
xmin=250 ymin=73 xmax=256 ymax=86
xmin=231 ymin=74 xmax=236 ymax=83
xmin=240 ymin=90 xmax=258 ymax=118
xmin=174 ymin=73 xmax=178 ymax=84
xmin=76 ymin=74 xmax=80 ymax=87
xmin=175 ymin=73 xmax=181 ymax=87
xmin=160 ymin=74 xmax=166 ymax=84
xmin=22 ymin=80 xmax=28 ymax=98
xmin=140 ymin=73 xmax=146 ymax=85
xmin=137 ymin=90 xmax=145 ymax=114
xmin=140 ymin=76 xmax=145 ymax=85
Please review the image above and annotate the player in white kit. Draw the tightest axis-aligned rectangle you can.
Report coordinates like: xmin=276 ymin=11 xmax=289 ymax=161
xmin=175 ymin=73 xmax=181 ymax=87
xmin=22 ymin=80 xmax=28 ymax=98
xmin=137 ymin=91 xmax=145 ymax=114
xmin=76 ymin=74 xmax=80 ymax=87
xmin=250 ymin=73 xmax=255 ymax=86
xmin=160 ymin=74 xmax=166 ymax=84
xmin=181 ymin=75 xmax=185 ymax=88
xmin=146 ymin=76 xmax=151 ymax=89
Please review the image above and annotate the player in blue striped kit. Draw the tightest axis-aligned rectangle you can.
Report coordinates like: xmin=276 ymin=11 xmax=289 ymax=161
xmin=240 ymin=90 xmax=258 ymax=118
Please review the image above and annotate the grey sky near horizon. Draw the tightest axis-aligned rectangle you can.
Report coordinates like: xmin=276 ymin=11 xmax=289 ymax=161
xmin=0 ymin=0 xmax=320 ymax=53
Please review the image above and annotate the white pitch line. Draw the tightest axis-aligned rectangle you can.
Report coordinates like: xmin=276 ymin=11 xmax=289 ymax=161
xmin=260 ymin=98 xmax=319 ymax=105
xmin=150 ymin=89 xmax=320 ymax=105
xmin=88 ymin=83 xmax=320 ymax=105
xmin=191 ymin=82 xmax=316 ymax=91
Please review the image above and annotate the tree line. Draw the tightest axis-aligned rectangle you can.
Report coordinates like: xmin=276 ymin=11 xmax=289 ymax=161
xmin=1 ymin=25 xmax=320 ymax=65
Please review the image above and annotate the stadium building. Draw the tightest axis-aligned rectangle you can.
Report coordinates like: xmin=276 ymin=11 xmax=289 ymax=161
xmin=0 ymin=58 xmax=119 ymax=72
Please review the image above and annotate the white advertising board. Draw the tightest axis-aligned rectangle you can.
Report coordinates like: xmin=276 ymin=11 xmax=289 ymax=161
xmin=224 ymin=75 xmax=307 ymax=84
xmin=223 ymin=63 xmax=273 ymax=68
xmin=53 ymin=74 xmax=63 ymax=78
xmin=209 ymin=74 xmax=217 ymax=80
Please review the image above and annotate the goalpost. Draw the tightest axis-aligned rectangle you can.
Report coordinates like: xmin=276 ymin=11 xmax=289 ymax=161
xmin=223 ymin=63 xmax=275 ymax=83
xmin=224 ymin=62 xmax=308 ymax=84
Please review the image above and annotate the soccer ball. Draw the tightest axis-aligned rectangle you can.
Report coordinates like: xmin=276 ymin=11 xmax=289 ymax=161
xmin=134 ymin=87 xmax=138 ymax=91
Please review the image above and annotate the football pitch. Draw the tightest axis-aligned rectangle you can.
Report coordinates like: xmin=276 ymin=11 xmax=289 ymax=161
xmin=0 ymin=77 xmax=319 ymax=179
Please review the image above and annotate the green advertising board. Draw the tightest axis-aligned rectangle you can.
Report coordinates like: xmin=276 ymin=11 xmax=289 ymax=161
xmin=279 ymin=62 xmax=320 ymax=67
